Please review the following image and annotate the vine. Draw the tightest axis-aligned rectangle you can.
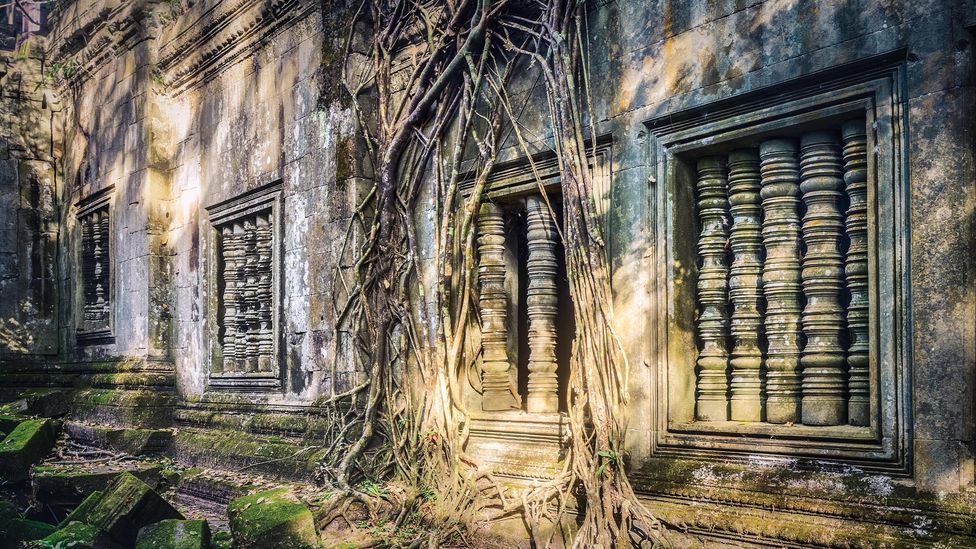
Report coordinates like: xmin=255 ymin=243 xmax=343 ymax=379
xmin=315 ymin=1 xmax=670 ymax=547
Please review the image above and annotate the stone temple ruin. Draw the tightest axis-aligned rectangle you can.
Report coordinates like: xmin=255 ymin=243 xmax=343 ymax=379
xmin=0 ymin=0 xmax=974 ymax=547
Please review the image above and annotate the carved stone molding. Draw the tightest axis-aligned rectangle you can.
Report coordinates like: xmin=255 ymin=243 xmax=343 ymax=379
xmin=156 ymin=0 xmax=316 ymax=92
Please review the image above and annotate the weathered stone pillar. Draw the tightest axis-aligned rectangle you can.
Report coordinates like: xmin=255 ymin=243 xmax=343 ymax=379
xmin=728 ymin=149 xmax=764 ymax=422
xmin=760 ymin=139 xmax=803 ymax=424
xmin=256 ymin=213 xmax=274 ymax=372
xmin=220 ymin=224 xmax=238 ymax=374
xmin=694 ymin=156 xmax=730 ymax=421
xmin=525 ymin=195 xmax=560 ymax=414
xmin=799 ymin=131 xmax=847 ymax=426
xmin=478 ymin=203 xmax=517 ymax=411
xmin=842 ymin=121 xmax=870 ymax=426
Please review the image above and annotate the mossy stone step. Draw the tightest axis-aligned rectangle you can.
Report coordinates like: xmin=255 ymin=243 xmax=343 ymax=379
xmin=228 ymin=487 xmax=318 ymax=549
xmin=65 ymin=421 xmax=173 ymax=455
xmin=77 ymin=472 xmax=184 ymax=545
xmin=0 ymin=418 xmax=58 ymax=483
xmin=136 ymin=519 xmax=211 ymax=549
xmin=33 ymin=461 xmax=163 ymax=507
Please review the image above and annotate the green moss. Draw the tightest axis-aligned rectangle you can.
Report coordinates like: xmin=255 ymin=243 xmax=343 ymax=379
xmin=41 ymin=521 xmax=103 ymax=548
xmin=85 ymin=472 xmax=183 ymax=544
xmin=0 ymin=418 xmax=57 ymax=483
xmin=135 ymin=519 xmax=211 ymax=549
xmin=59 ymin=490 xmax=103 ymax=528
xmin=228 ymin=488 xmax=318 ymax=549
xmin=211 ymin=530 xmax=233 ymax=549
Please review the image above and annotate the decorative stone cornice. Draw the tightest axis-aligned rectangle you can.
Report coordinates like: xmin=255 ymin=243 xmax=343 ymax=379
xmin=156 ymin=0 xmax=316 ymax=93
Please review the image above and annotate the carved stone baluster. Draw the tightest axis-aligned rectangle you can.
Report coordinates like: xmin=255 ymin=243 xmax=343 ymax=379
xmin=759 ymin=139 xmax=803 ymax=424
xmin=220 ymin=224 xmax=237 ymax=373
xmin=477 ymin=203 xmax=517 ymax=411
xmin=525 ymin=195 xmax=559 ymax=414
xmin=81 ymin=215 xmax=95 ymax=323
xmin=695 ymin=156 xmax=731 ymax=422
xmin=728 ymin=149 xmax=764 ymax=422
xmin=93 ymin=210 xmax=107 ymax=324
xmin=842 ymin=121 xmax=870 ymax=426
xmin=799 ymin=131 xmax=847 ymax=426
xmin=233 ymin=221 xmax=248 ymax=373
xmin=243 ymin=217 xmax=259 ymax=373
xmin=256 ymin=212 xmax=274 ymax=372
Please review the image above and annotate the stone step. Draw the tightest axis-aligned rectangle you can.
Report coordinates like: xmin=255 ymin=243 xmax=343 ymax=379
xmin=63 ymin=421 xmax=173 ymax=455
xmin=32 ymin=460 xmax=164 ymax=509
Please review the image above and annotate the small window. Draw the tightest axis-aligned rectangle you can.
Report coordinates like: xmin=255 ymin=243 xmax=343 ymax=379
xmin=76 ymin=186 xmax=113 ymax=345
xmin=646 ymin=63 xmax=909 ymax=470
xmin=205 ymin=182 xmax=282 ymax=389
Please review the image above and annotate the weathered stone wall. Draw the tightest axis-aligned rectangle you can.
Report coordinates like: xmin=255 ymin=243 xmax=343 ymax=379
xmin=0 ymin=40 xmax=60 ymax=361
xmin=1 ymin=0 xmax=973 ymax=545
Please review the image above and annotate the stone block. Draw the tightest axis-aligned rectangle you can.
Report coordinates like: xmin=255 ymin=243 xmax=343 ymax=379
xmin=0 ymin=388 xmax=71 ymax=418
xmin=228 ymin=487 xmax=318 ymax=549
xmin=33 ymin=462 xmax=163 ymax=507
xmin=0 ymin=418 xmax=57 ymax=483
xmin=135 ymin=519 xmax=211 ymax=549
xmin=41 ymin=521 xmax=118 ymax=549
xmin=84 ymin=472 xmax=184 ymax=545
xmin=60 ymin=489 xmax=105 ymax=528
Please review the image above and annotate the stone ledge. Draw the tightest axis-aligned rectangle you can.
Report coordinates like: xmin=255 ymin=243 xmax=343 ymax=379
xmin=633 ymin=456 xmax=976 ymax=545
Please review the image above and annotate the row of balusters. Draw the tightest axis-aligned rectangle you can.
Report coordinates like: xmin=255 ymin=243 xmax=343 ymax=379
xmin=216 ymin=211 xmax=275 ymax=374
xmin=694 ymin=120 xmax=869 ymax=427
xmin=80 ymin=207 xmax=111 ymax=327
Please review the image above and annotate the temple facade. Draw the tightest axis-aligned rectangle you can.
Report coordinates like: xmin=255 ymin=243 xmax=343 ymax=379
xmin=1 ymin=0 xmax=975 ymax=545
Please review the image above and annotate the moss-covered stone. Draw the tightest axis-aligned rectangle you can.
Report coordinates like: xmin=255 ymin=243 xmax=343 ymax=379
xmin=0 ymin=418 xmax=57 ymax=483
xmin=40 ymin=521 xmax=111 ymax=549
xmin=60 ymin=490 xmax=104 ymax=528
xmin=135 ymin=519 xmax=211 ymax=549
xmin=33 ymin=462 xmax=162 ymax=507
xmin=85 ymin=472 xmax=183 ymax=544
xmin=228 ymin=488 xmax=318 ymax=549
xmin=0 ymin=517 xmax=57 ymax=545
xmin=211 ymin=530 xmax=233 ymax=549
xmin=0 ymin=414 xmax=24 ymax=433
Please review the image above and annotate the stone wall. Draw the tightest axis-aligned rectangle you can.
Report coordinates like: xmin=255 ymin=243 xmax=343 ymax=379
xmin=0 ymin=0 xmax=973 ymax=545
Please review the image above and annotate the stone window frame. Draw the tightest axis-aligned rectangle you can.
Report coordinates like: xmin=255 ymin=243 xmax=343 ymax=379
xmin=74 ymin=185 xmax=115 ymax=346
xmin=645 ymin=61 xmax=911 ymax=471
xmin=204 ymin=181 xmax=284 ymax=391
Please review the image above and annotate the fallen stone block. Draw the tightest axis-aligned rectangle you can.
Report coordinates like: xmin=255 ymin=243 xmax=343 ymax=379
xmin=64 ymin=422 xmax=173 ymax=455
xmin=59 ymin=490 xmax=104 ymax=528
xmin=0 ymin=517 xmax=57 ymax=545
xmin=0 ymin=414 xmax=23 ymax=433
xmin=228 ymin=487 xmax=318 ymax=549
xmin=0 ymin=418 xmax=57 ymax=483
xmin=0 ymin=389 xmax=71 ymax=418
xmin=33 ymin=461 xmax=163 ymax=507
xmin=84 ymin=472 xmax=184 ymax=544
xmin=136 ymin=519 xmax=211 ymax=549
xmin=41 ymin=521 xmax=119 ymax=549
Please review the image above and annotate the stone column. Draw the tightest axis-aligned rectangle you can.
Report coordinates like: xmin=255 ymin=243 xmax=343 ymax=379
xmin=220 ymin=224 xmax=238 ymax=374
xmin=694 ymin=156 xmax=730 ymax=422
xmin=525 ymin=195 xmax=560 ymax=414
xmin=799 ymin=131 xmax=847 ymax=426
xmin=728 ymin=149 xmax=764 ymax=422
xmin=759 ymin=139 xmax=803 ymax=424
xmin=477 ymin=202 xmax=517 ymax=411
xmin=256 ymin=212 xmax=274 ymax=372
xmin=842 ymin=120 xmax=870 ymax=426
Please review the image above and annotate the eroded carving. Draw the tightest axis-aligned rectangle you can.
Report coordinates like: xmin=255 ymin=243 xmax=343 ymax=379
xmin=842 ymin=120 xmax=870 ymax=427
xmin=525 ymin=195 xmax=560 ymax=414
xmin=477 ymin=202 xmax=517 ymax=411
